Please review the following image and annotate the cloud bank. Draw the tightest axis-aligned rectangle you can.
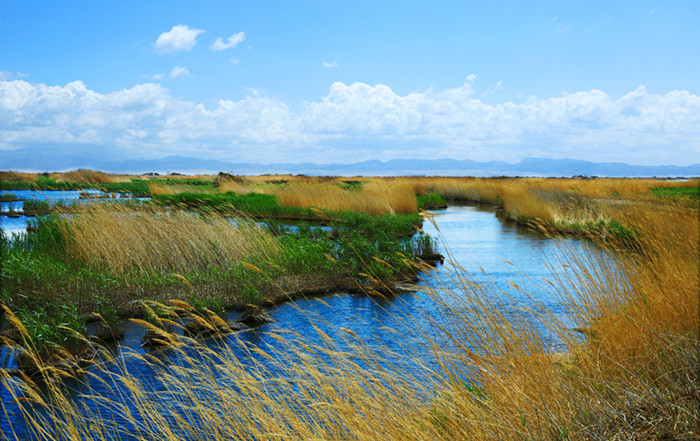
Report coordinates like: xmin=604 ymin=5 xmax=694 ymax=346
xmin=0 ymin=78 xmax=698 ymax=165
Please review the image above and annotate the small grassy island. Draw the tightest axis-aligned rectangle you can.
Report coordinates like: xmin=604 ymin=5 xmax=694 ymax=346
xmin=0 ymin=169 xmax=698 ymax=440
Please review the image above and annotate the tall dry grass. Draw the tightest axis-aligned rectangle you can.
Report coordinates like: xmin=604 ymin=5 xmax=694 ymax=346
xmin=3 ymin=201 xmax=696 ymax=440
xmin=219 ymin=179 xmax=418 ymax=214
xmin=217 ymin=180 xmax=260 ymax=195
xmin=0 ymin=171 xmax=38 ymax=182
xmin=147 ymin=182 xmax=213 ymax=196
xmin=57 ymin=205 xmax=279 ymax=274
xmin=419 ymin=202 xmax=699 ymax=440
xmin=267 ymin=181 xmax=417 ymax=214
xmin=399 ymin=176 xmax=699 ymax=227
xmin=55 ymin=169 xmax=135 ymax=184
xmin=1 ymin=179 xmax=697 ymax=440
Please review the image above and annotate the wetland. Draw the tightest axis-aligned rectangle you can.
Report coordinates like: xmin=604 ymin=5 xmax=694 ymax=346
xmin=0 ymin=171 xmax=698 ymax=440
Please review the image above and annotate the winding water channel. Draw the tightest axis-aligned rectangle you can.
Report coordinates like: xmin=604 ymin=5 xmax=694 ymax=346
xmin=0 ymin=202 xmax=607 ymax=438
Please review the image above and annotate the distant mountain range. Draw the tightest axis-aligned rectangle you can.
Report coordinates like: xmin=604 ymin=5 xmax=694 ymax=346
xmin=1 ymin=147 xmax=698 ymax=177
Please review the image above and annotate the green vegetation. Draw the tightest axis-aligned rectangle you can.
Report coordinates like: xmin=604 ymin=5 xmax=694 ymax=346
xmin=0 ymin=175 xmax=86 ymax=191
xmin=0 ymin=202 xmax=431 ymax=349
xmin=0 ymin=176 xmax=152 ymax=196
xmin=338 ymin=180 xmax=363 ymax=191
xmin=151 ymin=178 xmax=215 ymax=187
xmin=21 ymin=199 xmax=51 ymax=216
xmin=550 ymin=218 xmax=639 ymax=245
xmin=97 ymin=179 xmax=151 ymax=196
xmin=651 ymin=185 xmax=699 ymax=205
xmin=152 ymin=191 xmax=317 ymax=218
xmin=152 ymin=191 xmax=424 ymax=234
xmin=0 ymin=191 xmax=18 ymax=202
xmin=417 ymin=193 xmax=448 ymax=210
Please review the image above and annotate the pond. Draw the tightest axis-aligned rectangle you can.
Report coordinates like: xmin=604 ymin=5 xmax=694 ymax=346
xmin=0 ymin=204 xmax=609 ymax=439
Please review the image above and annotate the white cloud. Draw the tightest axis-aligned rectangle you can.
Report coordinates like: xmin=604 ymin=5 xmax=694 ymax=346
xmin=210 ymin=31 xmax=245 ymax=51
xmin=0 ymin=71 xmax=13 ymax=81
xmin=154 ymin=25 xmax=205 ymax=54
xmin=170 ymin=66 xmax=190 ymax=79
xmin=482 ymin=80 xmax=503 ymax=96
xmin=151 ymin=73 xmax=165 ymax=81
xmin=0 ymin=79 xmax=698 ymax=165
xmin=322 ymin=56 xmax=340 ymax=68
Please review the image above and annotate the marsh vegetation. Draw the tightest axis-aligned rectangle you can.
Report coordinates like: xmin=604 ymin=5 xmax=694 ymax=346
xmin=0 ymin=170 xmax=698 ymax=440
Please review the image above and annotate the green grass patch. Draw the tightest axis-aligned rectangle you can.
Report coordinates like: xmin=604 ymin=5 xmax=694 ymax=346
xmin=0 ymin=191 xmax=19 ymax=202
xmin=98 ymin=180 xmax=151 ymax=197
xmin=0 ymin=176 xmax=86 ymax=191
xmin=0 ymin=177 xmax=153 ymax=197
xmin=551 ymin=218 xmax=639 ymax=245
xmin=417 ymin=193 xmax=448 ymax=210
xmin=650 ymin=186 xmax=699 ymax=205
xmin=338 ymin=181 xmax=363 ymax=191
xmin=152 ymin=191 xmax=321 ymax=219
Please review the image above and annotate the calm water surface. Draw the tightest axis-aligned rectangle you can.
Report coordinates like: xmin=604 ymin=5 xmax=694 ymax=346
xmin=0 ymin=190 xmax=104 ymax=238
xmin=0 ymin=204 xmax=607 ymax=438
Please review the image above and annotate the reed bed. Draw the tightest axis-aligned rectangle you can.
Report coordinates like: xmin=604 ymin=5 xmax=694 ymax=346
xmin=146 ymin=182 xmax=213 ymax=196
xmin=0 ymin=171 xmax=38 ymax=182
xmin=417 ymin=202 xmax=699 ymax=440
xmin=56 ymin=170 xmax=133 ymax=185
xmin=218 ymin=179 xmax=418 ymax=214
xmin=2 ymin=199 xmax=697 ymax=440
xmin=1 ymin=176 xmax=698 ymax=440
xmin=396 ymin=176 xmax=699 ymax=229
xmin=58 ymin=204 xmax=279 ymax=274
xmin=266 ymin=181 xmax=417 ymax=214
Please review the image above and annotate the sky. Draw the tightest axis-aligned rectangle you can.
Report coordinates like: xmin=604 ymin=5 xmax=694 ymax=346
xmin=1 ymin=0 xmax=699 ymax=166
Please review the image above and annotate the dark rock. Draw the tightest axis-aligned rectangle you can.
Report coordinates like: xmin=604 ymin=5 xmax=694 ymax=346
xmin=93 ymin=324 xmax=124 ymax=345
xmin=214 ymin=171 xmax=245 ymax=187
xmin=418 ymin=253 xmax=445 ymax=266
xmin=236 ymin=306 xmax=274 ymax=328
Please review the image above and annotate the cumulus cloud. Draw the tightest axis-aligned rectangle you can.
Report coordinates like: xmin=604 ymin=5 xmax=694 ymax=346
xmin=154 ymin=25 xmax=205 ymax=54
xmin=210 ymin=31 xmax=245 ymax=51
xmin=0 ymin=79 xmax=698 ymax=165
xmin=169 ymin=66 xmax=190 ymax=79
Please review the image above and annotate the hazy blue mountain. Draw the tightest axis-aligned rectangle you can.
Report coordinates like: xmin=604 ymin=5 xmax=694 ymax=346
xmin=1 ymin=146 xmax=698 ymax=177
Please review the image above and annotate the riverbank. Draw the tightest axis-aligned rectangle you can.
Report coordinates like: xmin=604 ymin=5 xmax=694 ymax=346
xmin=0 ymin=201 xmax=434 ymax=353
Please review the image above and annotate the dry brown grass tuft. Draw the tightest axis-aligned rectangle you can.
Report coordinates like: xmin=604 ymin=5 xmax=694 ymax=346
xmin=0 ymin=171 xmax=38 ymax=182
xmin=217 ymin=180 xmax=260 ymax=195
xmin=58 ymin=205 xmax=279 ymax=274
xmin=56 ymin=169 xmax=134 ymax=184
xmin=147 ymin=182 xmax=213 ymax=196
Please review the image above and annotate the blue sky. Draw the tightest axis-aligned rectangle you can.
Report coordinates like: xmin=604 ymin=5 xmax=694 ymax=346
xmin=1 ymin=0 xmax=699 ymax=166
